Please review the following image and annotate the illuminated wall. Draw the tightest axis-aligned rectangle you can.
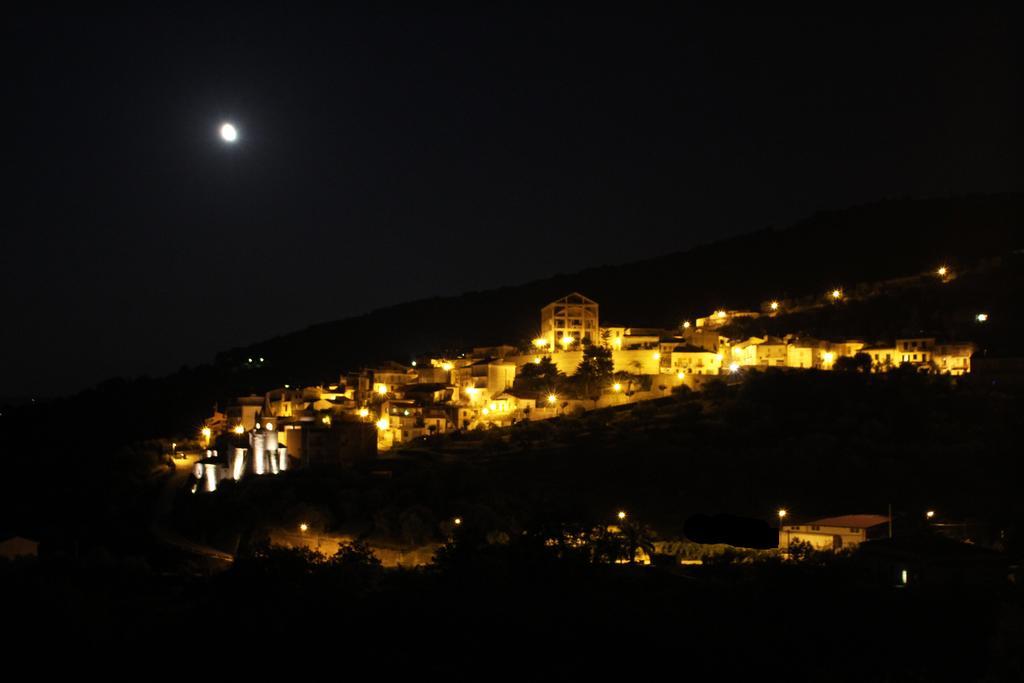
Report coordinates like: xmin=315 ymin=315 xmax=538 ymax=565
xmin=540 ymin=293 xmax=599 ymax=349
xmin=232 ymin=448 xmax=247 ymax=481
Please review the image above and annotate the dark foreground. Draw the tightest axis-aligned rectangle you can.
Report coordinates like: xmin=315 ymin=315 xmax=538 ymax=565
xmin=3 ymin=537 xmax=1021 ymax=681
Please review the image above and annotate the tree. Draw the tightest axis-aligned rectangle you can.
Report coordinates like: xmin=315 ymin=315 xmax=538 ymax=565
xmin=834 ymin=352 xmax=872 ymax=373
xmin=620 ymin=519 xmax=656 ymax=564
xmin=328 ymin=540 xmax=384 ymax=589
xmin=574 ymin=343 xmax=614 ymax=400
xmin=514 ymin=356 xmax=563 ymax=392
xmin=590 ymin=525 xmax=628 ymax=564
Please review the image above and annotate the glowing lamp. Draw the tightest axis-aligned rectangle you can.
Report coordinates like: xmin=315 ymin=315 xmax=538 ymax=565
xmin=612 ymin=382 xmax=622 ymax=392
xmin=532 ymin=337 xmax=549 ymax=348
xmin=375 ymin=418 xmax=389 ymax=430
xmin=777 ymin=508 xmax=787 ymax=519
xmin=937 ymin=266 xmax=948 ymax=277
xmin=358 ymin=407 xmax=369 ymax=418
xmin=831 ymin=289 xmax=842 ymax=300
xmin=728 ymin=362 xmax=740 ymax=373
xmin=617 ymin=511 xmax=626 ymax=520
xmin=976 ymin=313 xmax=988 ymax=322
xmin=770 ymin=301 xmax=779 ymax=311
xmin=233 ymin=425 xmax=245 ymax=435
xmin=547 ymin=394 xmax=557 ymax=405
xmin=299 ymin=523 xmax=309 ymax=533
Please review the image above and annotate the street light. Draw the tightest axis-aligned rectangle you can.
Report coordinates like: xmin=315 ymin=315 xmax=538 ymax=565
xmin=937 ymin=266 xmax=948 ymax=277
xmin=617 ymin=510 xmax=627 ymax=521
xmin=778 ymin=509 xmax=789 ymax=553
xmin=547 ymin=393 xmax=558 ymax=405
xmin=299 ymin=523 xmax=309 ymax=533
xmin=453 ymin=517 xmax=462 ymax=526
xmin=770 ymin=301 xmax=779 ymax=311
xmin=831 ymin=289 xmax=842 ymax=300
xmin=976 ymin=313 xmax=988 ymax=323
xmin=925 ymin=510 xmax=935 ymax=519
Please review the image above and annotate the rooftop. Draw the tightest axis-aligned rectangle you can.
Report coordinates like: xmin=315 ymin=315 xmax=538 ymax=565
xmin=803 ymin=514 xmax=890 ymax=529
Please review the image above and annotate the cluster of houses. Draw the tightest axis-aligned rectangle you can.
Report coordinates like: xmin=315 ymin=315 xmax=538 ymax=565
xmin=193 ymin=292 xmax=975 ymax=490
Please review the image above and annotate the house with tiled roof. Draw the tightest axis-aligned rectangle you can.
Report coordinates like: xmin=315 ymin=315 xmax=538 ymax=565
xmin=780 ymin=514 xmax=890 ymax=552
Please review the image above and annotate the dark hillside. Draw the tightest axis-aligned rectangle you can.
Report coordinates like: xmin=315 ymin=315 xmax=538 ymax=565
xmin=222 ymin=194 xmax=1022 ymax=383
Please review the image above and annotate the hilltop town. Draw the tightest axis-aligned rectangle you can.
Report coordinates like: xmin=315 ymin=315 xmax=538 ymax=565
xmin=194 ymin=267 xmax=981 ymax=492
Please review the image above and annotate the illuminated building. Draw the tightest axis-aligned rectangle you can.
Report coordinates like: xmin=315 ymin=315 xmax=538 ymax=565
xmin=779 ymin=514 xmax=889 ymax=552
xmin=670 ymin=345 xmax=725 ymax=375
xmin=540 ymin=293 xmax=599 ymax=351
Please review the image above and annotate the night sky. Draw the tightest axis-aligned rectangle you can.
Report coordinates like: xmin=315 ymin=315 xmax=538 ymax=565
xmin=5 ymin=7 xmax=1021 ymax=398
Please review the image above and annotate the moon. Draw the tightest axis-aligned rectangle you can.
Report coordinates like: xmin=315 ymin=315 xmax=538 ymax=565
xmin=219 ymin=122 xmax=238 ymax=143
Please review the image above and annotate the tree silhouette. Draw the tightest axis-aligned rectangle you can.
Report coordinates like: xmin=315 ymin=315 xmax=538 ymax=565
xmin=574 ymin=343 xmax=614 ymax=402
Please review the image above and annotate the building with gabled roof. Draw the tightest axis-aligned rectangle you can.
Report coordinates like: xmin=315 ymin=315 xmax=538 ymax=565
xmin=780 ymin=514 xmax=890 ymax=552
xmin=540 ymin=292 xmax=599 ymax=350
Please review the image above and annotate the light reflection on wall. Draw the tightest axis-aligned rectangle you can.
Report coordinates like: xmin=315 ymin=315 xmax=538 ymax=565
xmin=204 ymin=463 xmax=218 ymax=493
xmin=252 ymin=432 xmax=266 ymax=475
xmin=232 ymin=448 xmax=246 ymax=481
